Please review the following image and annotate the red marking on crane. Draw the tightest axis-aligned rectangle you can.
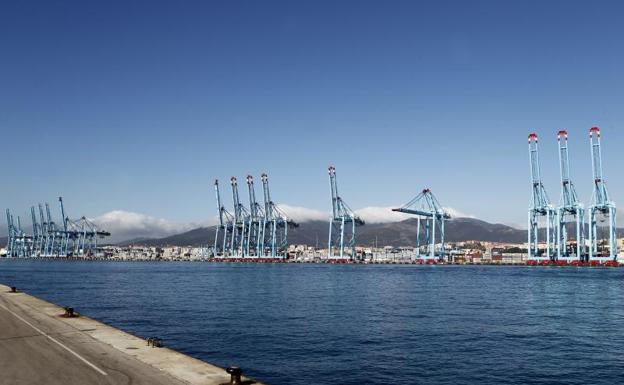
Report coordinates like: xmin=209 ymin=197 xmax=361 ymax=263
xmin=528 ymin=133 xmax=538 ymax=139
xmin=557 ymin=129 xmax=568 ymax=136
xmin=422 ymin=188 xmax=430 ymax=193
xmin=590 ymin=126 xmax=600 ymax=132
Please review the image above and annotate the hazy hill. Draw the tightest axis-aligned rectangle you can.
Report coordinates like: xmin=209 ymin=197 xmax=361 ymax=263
xmin=4 ymin=219 xmax=622 ymax=249
xmin=117 ymin=217 xmax=528 ymax=247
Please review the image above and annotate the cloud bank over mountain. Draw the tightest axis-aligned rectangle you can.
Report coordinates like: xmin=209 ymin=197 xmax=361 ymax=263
xmin=91 ymin=211 xmax=213 ymax=243
xmin=84 ymin=205 xmax=475 ymax=243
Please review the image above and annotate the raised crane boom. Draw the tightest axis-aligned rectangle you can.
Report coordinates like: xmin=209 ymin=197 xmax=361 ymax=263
xmin=529 ymin=133 xmax=551 ymax=210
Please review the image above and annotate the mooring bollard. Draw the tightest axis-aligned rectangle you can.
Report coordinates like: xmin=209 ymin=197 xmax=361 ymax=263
xmin=147 ymin=337 xmax=163 ymax=348
xmin=63 ymin=306 xmax=76 ymax=317
xmin=223 ymin=366 xmax=242 ymax=385
xmin=10 ymin=287 xmax=17 ymax=293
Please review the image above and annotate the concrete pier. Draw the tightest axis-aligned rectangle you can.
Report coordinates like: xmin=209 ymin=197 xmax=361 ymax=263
xmin=0 ymin=284 xmax=261 ymax=385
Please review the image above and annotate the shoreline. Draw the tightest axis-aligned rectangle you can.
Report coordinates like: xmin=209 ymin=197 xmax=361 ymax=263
xmin=1 ymin=256 xmax=621 ymax=267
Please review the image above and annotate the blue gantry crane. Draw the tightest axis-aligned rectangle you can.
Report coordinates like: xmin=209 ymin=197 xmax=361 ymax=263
xmin=260 ymin=173 xmax=297 ymax=258
xmin=5 ymin=211 xmax=31 ymax=258
xmin=230 ymin=177 xmax=250 ymax=256
xmin=213 ymin=179 xmax=234 ymax=256
xmin=327 ymin=166 xmax=364 ymax=260
xmin=43 ymin=202 xmax=59 ymax=256
xmin=528 ymin=133 xmax=556 ymax=260
xmin=246 ymin=175 xmax=265 ymax=256
xmin=30 ymin=206 xmax=43 ymax=256
xmin=212 ymin=174 xmax=296 ymax=258
xmin=556 ymin=130 xmax=585 ymax=261
xmin=392 ymin=188 xmax=450 ymax=260
xmin=587 ymin=127 xmax=617 ymax=261
xmin=5 ymin=209 xmax=17 ymax=257
xmin=4 ymin=197 xmax=110 ymax=258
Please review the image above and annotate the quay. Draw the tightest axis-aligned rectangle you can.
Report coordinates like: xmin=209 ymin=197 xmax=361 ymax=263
xmin=0 ymin=283 xmax=261 ymax=385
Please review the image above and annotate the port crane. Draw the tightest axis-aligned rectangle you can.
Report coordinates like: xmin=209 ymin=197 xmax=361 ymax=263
xmin=527 ymin=133 xmax=556 ymax=260
xmin=327 ymin=166 xmax=364 ymax=260
xmin=245 ymin=175 xmax=265 ymax=256
xmin=213 ymin=179 xmax=234 ymax=256
xmin=392 ymin=188 xmax=450 ymax=260
xmin=4 ymin=197 xmax=110 ymax=258
xmin=230 ymin=177 xmax=250 ymax=256
xmin=5 ymin=209 xmax=16 ymax=257
xmin=260 ymin=173 xmax=298 ymax=258
xmin=43 ymin=202 xmax=59 ymax=256
xmin=5 ymin=210 xmax=31 ymax=258
xmin=556 ymin=130 xmax=585 ymax=261
xmin=30 ymin=206 xmax=43 ymax=257
xmin=587 ymin=127 xmax=617 ymax=261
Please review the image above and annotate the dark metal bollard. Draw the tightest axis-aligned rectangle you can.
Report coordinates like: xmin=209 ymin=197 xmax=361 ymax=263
xmin=225 ymin=366 xmax=242 ymax=385
xmin=147 ymin=337 xmax=163 ymax=348
xmin=63 ymin=307 xmax=76 ymax=317
xmin=10 ymin=287 xmax=17 ymax=293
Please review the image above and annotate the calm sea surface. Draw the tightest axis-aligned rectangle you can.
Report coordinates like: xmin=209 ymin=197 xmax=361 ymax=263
xmin=0 ymin=260 xmax=623 ymax=385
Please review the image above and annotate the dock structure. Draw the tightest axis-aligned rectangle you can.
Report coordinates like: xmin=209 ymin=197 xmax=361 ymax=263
xmin=0 ymin=284 xmax=261 ymax=385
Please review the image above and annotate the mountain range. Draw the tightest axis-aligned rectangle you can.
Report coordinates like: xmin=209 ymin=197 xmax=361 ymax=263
xmin=2 ymin=217 xmax=622 ymax=249
xmin=117 ymin=217 xmax=529 ymax=247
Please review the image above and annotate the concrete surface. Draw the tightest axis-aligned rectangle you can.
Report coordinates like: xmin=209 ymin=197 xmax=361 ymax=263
xmin=0 ymin=284 xmax=261 ymax=385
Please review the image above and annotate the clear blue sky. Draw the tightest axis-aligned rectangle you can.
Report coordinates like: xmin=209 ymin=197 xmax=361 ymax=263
xmin=2 ymin=0 xmax=623 ymax=230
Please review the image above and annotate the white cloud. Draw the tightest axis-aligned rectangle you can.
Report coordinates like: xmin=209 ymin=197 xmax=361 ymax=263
xmin=354 ymin=206 xmax=411 ymax=223
xmin=443 ymin=207 xmax=475 ymax=219
xmin=502 ymin=221 xmax=527 ymax=230
xmin=278 ymin=205 xmax=329 ymax=222
xmin=354 ymin=206 xmax=474 ymax=223
xmin=91 ymin=210 xmax=215 ymax=243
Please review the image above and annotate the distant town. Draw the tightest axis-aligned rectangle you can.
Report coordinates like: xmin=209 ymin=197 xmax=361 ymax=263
xmin=62 ymin=238 xmax=621 ymax=264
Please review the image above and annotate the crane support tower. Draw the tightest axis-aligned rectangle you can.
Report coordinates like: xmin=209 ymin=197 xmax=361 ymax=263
xmin=213 ymin=179 xmax=235 ymax=257
xmin=527 ymin=133 xmax=556 ymax=261
xmin=587 ymin=127 xmax=617 ymax=261
xmin=5 ymin=209 xmax=17 ymax=258
xmin=245 ymin=175 xmax=265 ymax=257
xmin=260 ymin=173 xmax=298 ymax=258
xmin=230 ymin=177 xmax=250 ymax=256
xmin=556 ymin=130 xmax=586 ymax=261
xmin=327 ymin=166 xmax=364 ymax=260
xmin=392 ymin=188 xmax=450 ymax=261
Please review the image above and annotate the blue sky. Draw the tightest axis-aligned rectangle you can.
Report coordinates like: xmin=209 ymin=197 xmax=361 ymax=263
xmin=2 ymin=1 xmax=624 ymax=238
